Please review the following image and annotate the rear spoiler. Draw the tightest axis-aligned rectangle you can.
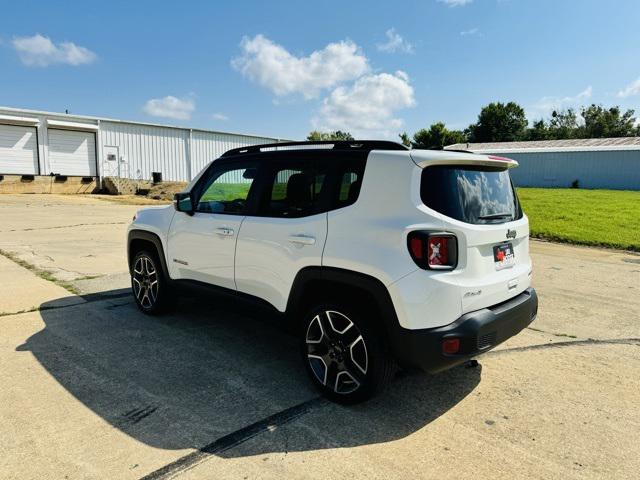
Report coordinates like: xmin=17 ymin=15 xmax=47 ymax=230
xmin=410 ymin=150 xmax=518 ymax=169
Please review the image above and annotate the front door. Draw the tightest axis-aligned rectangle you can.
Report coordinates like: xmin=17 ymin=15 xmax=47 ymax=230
xmin=167 ymin=160 xmax=258 ymax=290
xmin=103 ymin=145 xmax=119 ymax=177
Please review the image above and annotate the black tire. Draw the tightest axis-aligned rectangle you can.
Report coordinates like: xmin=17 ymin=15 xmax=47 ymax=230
xmin=300 ymin=302 xmax=394 ymax=404
xmin=131 ymin=250 xmax=171 ymax=315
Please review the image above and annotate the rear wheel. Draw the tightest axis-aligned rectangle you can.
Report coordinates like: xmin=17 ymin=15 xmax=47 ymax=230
xmin=131 ymin=250 xmax=170 ymax=314
xmin=301 ymin=303 xmax=394 ymax=404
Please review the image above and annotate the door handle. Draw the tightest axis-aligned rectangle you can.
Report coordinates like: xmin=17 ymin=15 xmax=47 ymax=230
xmin=288 ymin=234 xmax=316 ymax=245
xmin=215 ymin=227 xmax=234 ymax=236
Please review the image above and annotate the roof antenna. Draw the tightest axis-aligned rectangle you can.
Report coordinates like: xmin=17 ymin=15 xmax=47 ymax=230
xmin=65 ymin=109 xmax=69 ymax=114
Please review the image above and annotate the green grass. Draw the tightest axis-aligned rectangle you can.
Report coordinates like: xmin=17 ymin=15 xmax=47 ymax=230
xmin=200 ymin=181 xmax=330 ymax=203
xmin=200 ymin=183 xmax=251 ymax=202
xmin=517 ymin=188 xmax=640 ymax=251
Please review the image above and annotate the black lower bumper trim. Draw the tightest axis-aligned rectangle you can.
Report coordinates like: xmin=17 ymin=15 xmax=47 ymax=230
xmin=389 ymin=288 xmax=538 ymax=373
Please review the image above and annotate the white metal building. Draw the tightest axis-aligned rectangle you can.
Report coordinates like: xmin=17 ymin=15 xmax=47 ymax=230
xmin=0 ymin=106 xmax=281 ymax=182
xmin=446 ymin=138 xmax=640 ymax=190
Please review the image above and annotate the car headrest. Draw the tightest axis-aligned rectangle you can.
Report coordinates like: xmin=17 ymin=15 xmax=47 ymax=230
xmin=348 ymin=178 xmax=361 ymax=203
xmin=286 ymin=173 xmax=312 ymax=204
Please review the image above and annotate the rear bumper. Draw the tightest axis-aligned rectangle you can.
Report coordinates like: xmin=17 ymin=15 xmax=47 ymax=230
xmin=389 ymin=288 xmax=538 ymax=373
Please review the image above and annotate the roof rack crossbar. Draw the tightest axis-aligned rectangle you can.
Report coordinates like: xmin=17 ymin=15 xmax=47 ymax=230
xmin=221 ymin=140 xmax=408 ymax=157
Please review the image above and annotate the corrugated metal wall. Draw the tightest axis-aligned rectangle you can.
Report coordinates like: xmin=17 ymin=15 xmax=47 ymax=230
xmin=190 ymin=131 xmax=276 ymax=176
xmin=100 ymin=122 xmax=190 ymax=181
xmin=100 ymin=122 xmax=279 ymax=182
xmin=507 ymin=150 xmax=640 ymax=190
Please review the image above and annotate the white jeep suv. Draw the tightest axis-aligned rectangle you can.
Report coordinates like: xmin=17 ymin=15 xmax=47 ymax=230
xmin=127 ymin=140 xmax=538 ymax=403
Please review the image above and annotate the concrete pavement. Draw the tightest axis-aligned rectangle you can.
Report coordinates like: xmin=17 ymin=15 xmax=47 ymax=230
xmin=0 ymin=194 xmax=638 ymax=479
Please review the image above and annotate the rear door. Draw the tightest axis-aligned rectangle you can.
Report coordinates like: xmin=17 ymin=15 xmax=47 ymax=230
xmin=235 ymin=155 xmax=329 ymax=311
xmin=420 ymin=165 xmax=532 ymax=313
xmin=167 ymin=159 xmax=258 ymax=289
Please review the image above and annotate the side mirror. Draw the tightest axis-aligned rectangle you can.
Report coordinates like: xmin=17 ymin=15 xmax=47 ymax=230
xmin=174 ymin=192 xmax=194 ymax=215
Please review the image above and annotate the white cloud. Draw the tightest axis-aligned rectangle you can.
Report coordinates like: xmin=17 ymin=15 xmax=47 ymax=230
xmin=532 ymin=86 xmax=593 ymax=113
xmin=460 ymin=28 xmax=481 ymax=36
xmin=212 ymin=112 xmax=229 ymax=121
xmin=438 ymin=0 xmax=473 ymax=7
xmin=313 ymin=71 xmax=416 ymax=138
xmin=377 ymin=28 xmax=414 ymax=54
xmin=12 ymin=34 xmax=96 ymax=67
xmin=231 ymin=34 xmax=369 ymax=99
xmin=617 ymin=78 xmax=640 ymax=98
xmin=143 ymin=96 xmax=195 ymax=120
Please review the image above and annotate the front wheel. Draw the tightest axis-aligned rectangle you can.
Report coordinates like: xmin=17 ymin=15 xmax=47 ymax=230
xmin=301 ymin=304 xmax=394 ymax=404
xmin=131 ymin=250 xmax=170 ymax=314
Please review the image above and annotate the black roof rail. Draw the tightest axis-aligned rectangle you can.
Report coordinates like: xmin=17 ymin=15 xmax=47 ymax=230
xmin=220 ymin=140 xmax=409 ymax=157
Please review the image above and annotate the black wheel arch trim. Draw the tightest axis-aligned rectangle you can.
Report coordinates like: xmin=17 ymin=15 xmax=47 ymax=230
xmin=127 ymin=230 xmax=170 ymax=280
xmin=286 ymin=266 xmax=403 ymax=352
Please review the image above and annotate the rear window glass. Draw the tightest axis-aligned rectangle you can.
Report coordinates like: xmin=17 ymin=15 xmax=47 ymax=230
xmin=420 ymin=165 xmax=522 ymax=224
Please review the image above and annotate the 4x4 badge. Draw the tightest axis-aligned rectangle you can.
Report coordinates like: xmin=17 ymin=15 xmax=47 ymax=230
xmin=506 ymin=229 xmax=516 ymax=239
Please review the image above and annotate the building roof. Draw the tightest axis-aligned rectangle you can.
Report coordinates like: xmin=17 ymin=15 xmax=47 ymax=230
xmin=0 ymin=106 xmax=282 ymax=142
xmin=445 ymin=137 xmax=640 ymax=154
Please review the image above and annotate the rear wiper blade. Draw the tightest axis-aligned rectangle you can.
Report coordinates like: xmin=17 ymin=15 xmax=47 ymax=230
xmin=478 ymin=213 xmax=513 ymax=220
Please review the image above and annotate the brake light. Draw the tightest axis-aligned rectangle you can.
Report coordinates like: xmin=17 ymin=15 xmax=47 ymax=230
xmin=409 ymin=237 xmax=423 ymax=260
xmin=407 ymin=231 xmax=458 ymax=270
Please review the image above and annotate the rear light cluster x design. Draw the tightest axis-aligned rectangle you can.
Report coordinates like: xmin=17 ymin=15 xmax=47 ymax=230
xmin=407 ymin=231 xmax=458 ymax=270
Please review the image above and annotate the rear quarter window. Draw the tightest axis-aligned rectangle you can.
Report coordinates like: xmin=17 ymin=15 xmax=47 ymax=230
xmin=420 ymin=165 xmax=522 ymax=224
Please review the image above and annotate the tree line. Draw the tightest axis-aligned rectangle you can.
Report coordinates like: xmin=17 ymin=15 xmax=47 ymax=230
xmin=308 ymin=102 xmax=640 ymax=150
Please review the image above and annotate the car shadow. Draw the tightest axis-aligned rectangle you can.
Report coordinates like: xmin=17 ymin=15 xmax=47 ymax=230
xmin=17 ymin=289 xmax=481 ymax=457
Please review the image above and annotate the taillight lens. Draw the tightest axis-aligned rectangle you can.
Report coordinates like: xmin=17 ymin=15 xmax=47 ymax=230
xmin=442 ymin=338 xmax=460 ymax=355
xmin=407 ymin=231 xmax=458 ymax=270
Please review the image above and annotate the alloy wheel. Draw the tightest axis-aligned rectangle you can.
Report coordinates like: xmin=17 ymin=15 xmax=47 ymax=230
xmin=305 ymin=310 xmax=368 ymax=395
xmin=132 ymin=255 xmax=159 ymax=309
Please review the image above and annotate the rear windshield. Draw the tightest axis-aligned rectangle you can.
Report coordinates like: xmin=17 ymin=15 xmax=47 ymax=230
xmin=420 ymin=165 xmax=522 ymax=224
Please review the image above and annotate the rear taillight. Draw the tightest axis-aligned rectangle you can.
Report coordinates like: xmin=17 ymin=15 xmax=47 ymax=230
xmin=407 ymin=231 xmax=458 ymax=270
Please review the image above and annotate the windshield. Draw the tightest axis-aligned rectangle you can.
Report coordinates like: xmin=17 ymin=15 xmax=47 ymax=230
xmin=420 ymin=165 xmax=522 ymax=224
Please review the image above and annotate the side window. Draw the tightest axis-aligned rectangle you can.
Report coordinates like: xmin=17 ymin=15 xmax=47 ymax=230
xmin=260 ymin=161 xmax=327 ymax=218
xmin=334 ymin=159 xmax=366 ymax=209
xmin=195 ymin=163 xmax=257 ymax=214
xmin=337 ymin=171 xmax=360 ymax=205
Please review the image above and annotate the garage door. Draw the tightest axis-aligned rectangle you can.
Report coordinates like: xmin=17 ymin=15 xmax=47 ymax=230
xmin=0 ymin=124 xmax=39 ymax=174
xmin=48 ymin=129 xmax=96 ymax=176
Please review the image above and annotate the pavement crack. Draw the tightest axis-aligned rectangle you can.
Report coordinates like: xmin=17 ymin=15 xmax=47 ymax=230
xmin=489 ymin=337 xmax=640 ymax=356
xmin=0 ymin=248 xmax=81 ymax=295
xmin=527 ymin=326 xmax=577 ymax=339
xmin=0 ymin=221 xmax=128 ymax=233
xmin=139 ymin=397 xmax=327 ymax=480
xmin=0 ymin=306 xmax=41 ymax=318
xmin=0 ymin=291 xmax=131 ymax=319
xmin=122 ymin=406 xmax=159 ymax=425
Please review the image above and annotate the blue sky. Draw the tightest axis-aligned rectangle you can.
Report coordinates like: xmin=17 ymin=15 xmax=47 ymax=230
xmin=1 ymin=0 xmax=639 ymax=140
